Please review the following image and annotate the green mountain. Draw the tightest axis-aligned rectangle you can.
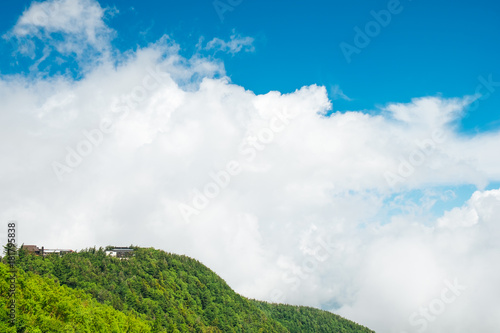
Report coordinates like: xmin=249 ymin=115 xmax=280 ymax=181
xmin=253 ymin=302 xmax=372 ymax=333
xmin=0 ymin=262 xmax=151 ymax=333
xmin=1 ymin=246 xmax=374 ymax=332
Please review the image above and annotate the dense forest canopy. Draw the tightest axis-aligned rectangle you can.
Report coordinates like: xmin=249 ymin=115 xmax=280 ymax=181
xmin=1 ymin=246 xmax=374 ymax=332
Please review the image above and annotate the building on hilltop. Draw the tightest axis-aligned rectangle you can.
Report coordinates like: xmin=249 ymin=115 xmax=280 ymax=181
xmin=105 ymin=247 xmax=134 ymax=259
xmin=22 ymin=245 xmax=73 ymax=256
xmin=23 ymin=245 xmax=44 ymax=255
xmin=43 ymin=249 xmax=74 ymax=256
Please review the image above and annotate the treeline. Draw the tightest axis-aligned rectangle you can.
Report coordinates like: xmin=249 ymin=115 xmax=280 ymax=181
xmin=1 ymin=246 xmax=374 ymax=332
xmin=253 ymin=301 xmax=374 ymax=333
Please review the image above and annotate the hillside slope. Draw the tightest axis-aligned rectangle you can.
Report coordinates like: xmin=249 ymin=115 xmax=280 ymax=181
xmin=2 ymin=246 xmax=374 ymax=332
xmin=254 ymin=301 xmax=373 ymax=333
xmin=0 ymin=262 xmax=151 ymax=333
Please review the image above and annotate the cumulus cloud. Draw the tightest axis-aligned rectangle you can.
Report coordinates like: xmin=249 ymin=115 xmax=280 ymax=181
xmin=337 ymin=189 xmax=500 ymax=332
xmin=5 ymin=0 xmax=114 ymax=66
xmin=1 ymin=1 xmax=500 ymax=332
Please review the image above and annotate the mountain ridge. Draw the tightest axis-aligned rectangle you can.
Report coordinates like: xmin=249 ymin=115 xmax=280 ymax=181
xmin=1 ymin=245 xmax=374 ymax=332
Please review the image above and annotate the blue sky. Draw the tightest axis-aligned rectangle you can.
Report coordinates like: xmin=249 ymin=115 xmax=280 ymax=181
xmin=2 ymin=0 xmax=500 ymax=134
xmin=1 ymin=1 xmax=500 ymax=332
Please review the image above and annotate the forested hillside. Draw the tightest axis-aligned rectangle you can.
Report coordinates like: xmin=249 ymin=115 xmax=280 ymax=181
xmin=0 ymin=262 xmax=151 ymax=332
xmin=1 ymin=246 xmax=374 ymax=332
xmin=254 ymin=301 xmax=372 ymax=333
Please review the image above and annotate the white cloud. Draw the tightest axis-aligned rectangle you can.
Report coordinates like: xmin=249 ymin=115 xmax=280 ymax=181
xmin=385 ymin=96 xmax=470 ymax=128
xmin=1 ymin=3 xmax=500 ymax=332
xmin=205 ymin=32 xmax=255 ymax=54
xmin=337 ymin=189 xmax=500 ymax=332
xmin=6 ymin=0 xmax=114 ymax=63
